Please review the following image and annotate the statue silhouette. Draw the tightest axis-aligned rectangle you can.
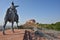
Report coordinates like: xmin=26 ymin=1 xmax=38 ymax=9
xmin=3 ymin=2 xmax=19 ymax=35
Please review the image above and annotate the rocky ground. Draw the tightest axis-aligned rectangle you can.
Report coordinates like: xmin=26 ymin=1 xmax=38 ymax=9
xmin=0 ymin=29 xmax=60 ymax=40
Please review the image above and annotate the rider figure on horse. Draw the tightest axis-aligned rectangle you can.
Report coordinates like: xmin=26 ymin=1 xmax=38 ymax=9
xmin=3 ymin=2 xmax=19 ymax=35
xmin=5 ymin=2 xmax=18 ymax=22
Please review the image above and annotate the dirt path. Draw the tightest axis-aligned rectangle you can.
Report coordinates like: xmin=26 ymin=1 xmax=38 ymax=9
xmin=0 ymin=29 xmax=25 ymax=40
xmin=0 ymin=29 xmax=60 ymax=40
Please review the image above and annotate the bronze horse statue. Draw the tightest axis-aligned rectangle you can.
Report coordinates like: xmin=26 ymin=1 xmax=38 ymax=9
xmin=3 ymin=2 xmax=19 ymax=35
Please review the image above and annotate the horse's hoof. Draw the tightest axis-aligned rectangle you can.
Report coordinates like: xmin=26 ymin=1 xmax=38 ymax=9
xmin=3 ymin=32 xmax=5 ymax=35
xmin=13 ymin=31 xmax=15 ymax=33
xmin=12 ymin=31 xmax=15 ymax=33
xmin=3 ymin=33 xmax=5 ymax=35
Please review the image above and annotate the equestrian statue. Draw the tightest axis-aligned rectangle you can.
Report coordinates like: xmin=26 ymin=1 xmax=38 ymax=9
xmin=3 ymin=2 xmax=19 ymax=35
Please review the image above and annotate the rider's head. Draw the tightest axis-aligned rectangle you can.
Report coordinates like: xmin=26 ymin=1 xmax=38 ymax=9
xmin=10 ymin=2 xmax=15 ymax=9
xmin=12 ymin=2 xmax=14 ymax=6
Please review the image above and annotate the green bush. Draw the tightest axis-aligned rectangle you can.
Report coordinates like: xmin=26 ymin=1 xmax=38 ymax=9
xmin=38 ymin=22 xmax=60 ymax=31
xmin=54 ymin=22 xmax=60 ymax=31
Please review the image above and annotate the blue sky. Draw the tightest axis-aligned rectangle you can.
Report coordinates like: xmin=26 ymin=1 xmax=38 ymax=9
xmin=0 ymin=0 xmax=60 ymax=25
